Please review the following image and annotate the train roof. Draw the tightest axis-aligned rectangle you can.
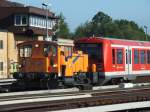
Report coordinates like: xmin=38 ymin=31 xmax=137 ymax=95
xmin=17 ymin=39 xmax=74 ymax=47
xmin=17 ymin=40 xmax=58 ymax=47
xmin=75 ymin=37 xmax=150 ymax=47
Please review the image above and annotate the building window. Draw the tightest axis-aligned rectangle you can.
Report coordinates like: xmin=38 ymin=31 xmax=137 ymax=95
xmin=117 ymin=49 xmax=123 ymax=64
xmin=134 ymin=49 xmax=139 ymax=64
xmin=140 ymin=50 xmax=146 ymax=64
xmin=0 ymin=40 xmax=3 ymax=49
xmin=15 ymin=15 xmax=21 ymax=25
xmin=29 ymin=15 xmax=55 ymax=29
xmin=22 ymin=15 xmax=27 ymax=25
xmin=15 ymin=15 xmax=28 ymax=26
xmin=0 ymin=62 xmax=3 ymax=71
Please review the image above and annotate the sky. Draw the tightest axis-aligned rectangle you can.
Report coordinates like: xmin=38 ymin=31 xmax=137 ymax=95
xmin=12 ymin=0 xmax=150 ymax=34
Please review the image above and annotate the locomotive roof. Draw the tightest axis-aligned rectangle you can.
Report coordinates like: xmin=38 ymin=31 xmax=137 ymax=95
xmin=75 ymin=37 xmax=150 ymax=47
xmin=17 ymin=40 xmax=58 ymax=46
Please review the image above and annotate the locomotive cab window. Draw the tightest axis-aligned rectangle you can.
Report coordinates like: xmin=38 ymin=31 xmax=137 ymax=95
xmin=44 ymin=44 xmax=57 ymax=57
xmin=64 ymin=46 xmax=72 ymax=57
xmin=75 ymin=43 xmax=103 ymax=63
xmin=19 ymin=45 xmax=32 ymax=57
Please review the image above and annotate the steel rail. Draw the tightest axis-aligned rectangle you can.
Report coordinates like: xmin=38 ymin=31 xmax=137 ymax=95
xmin=0 ymin=86 xmax=150 ymax=102
xmin=0 ymin=86 xmax=150 ymax=112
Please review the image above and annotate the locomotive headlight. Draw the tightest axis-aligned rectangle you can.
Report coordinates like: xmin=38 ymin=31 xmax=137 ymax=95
xmin=53 ymin=64 xmax=57 ymax=67
xmin=18 ymin=64 xmax=22 ymax=68
xmin=35 ymin=44 xmax=39 ymax=48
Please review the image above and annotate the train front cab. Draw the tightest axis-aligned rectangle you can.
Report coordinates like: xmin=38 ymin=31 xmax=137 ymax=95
xmin=75 ymin=38 xmax=105 ymax=85
xmin=13 ymin=41 xmax=60 ymax=89
xmin=75 ymin=38 xmax=135 ymax=85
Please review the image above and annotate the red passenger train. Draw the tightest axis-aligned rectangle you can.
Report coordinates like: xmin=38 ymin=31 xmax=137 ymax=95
xmin=75 ymin=37 xmax=150 ymax=85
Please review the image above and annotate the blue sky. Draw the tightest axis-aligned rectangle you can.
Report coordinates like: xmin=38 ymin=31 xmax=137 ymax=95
xmin=13 ymin=0 xmax=150 ymax=34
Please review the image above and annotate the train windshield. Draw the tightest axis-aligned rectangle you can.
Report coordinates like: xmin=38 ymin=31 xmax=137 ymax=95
xmin=76 ymin=43 xmax=103 ymax=62
xmin=19 ymin=45 xmax=32 ymax=57
xmin=44 ymin=44 xmax=57 ymax=57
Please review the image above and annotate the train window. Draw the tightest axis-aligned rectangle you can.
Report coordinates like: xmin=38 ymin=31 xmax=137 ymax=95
xmin=140 ymin=50 xmax=146 ymax=64
xmin=64 ymin=46 xmax=72 ymax=57
xmin=19 ymin=45 xmax=32 ymax=57
xmin=24 ymin=46 xmax=32 ymax=57
xmin=20 ymin=47 xmax=24 ymax=57
xmin=129 ymin=50 xmax=131 ymax=64
xmin=44 ymin=45 xmax=51 ymax=57
xmin=68 ymin=47 xmax=72 ymax=56
xmin=75 ymin=43 xmax=103 ymax=62
xmin=52 ymin=46 xmax=57 ymax=56
xmin=117 ymin=49 xmax=123 ymax=64
xmin=147 ymin=50 xmax=150 ymax=64
xmin=112 ymin=49 xmax=115 ymax=64
xmin=44 ymin=44 xmax=57 ymax=57
xmin=134 ymin=49 xmax=139 ymax=64
xmin=126 ymin=50 xmax=131 ymax=64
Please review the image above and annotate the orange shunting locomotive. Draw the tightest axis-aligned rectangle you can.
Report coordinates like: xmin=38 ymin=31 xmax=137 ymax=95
xmin=14 ymin=40 xmax=88 ymax=89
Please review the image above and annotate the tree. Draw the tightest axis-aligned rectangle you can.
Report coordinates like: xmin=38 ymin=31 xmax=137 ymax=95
xmin=55 ymin=13 xmax=70 ymax=39
xmin=92 ymin=11 xmax=112 ymax=24
xmin=73 ymin=11 xmax=148 ymax=41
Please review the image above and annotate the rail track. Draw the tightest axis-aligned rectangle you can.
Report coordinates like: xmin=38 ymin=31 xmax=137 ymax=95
xmin=0 ymin=85 xmax=150 ymax=112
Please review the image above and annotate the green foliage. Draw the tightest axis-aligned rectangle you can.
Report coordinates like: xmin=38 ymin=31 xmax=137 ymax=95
xmin=92 ymin=11 xmax=112 ymax=24
xmin=73 ymin=11 xmax=148 ymax=41
xmin=55 ymin=11 xmax=149 ymax=41
xmin=55 ymin=13 xmax=71 ymax=39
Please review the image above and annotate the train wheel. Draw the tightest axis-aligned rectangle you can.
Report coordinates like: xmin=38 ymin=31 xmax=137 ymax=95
xmin=40 ymin=79 xmax=47 ymax=89
xmin=11 ymin=80 xmax=26 ymax=91
xmin=78 ymin=84 xmax=92 ymax=90
xmin=111 ymin=79 xmax=118 ymax=85
xmin=47 ymin=79 xmax=59 ymax=89
xmin=83 ymin=78 xmax=91 ymax=84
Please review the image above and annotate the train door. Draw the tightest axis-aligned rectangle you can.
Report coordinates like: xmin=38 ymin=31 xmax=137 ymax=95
xmin=111 ymin=47 xmax=125 ymax=72
xmin=44 ymin=44 xmax=58 ymax=73
xmin=125 ymin=47 xmax=132 ymax=75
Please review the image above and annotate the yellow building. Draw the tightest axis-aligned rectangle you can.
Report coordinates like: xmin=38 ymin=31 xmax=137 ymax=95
xmin=0 ymin=30 xmax=15 ymax=78
xmin=0 ymin=30 xmax=38 ymax=79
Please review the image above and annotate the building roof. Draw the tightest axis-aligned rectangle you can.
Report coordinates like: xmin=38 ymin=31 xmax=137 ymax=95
xmin=0 ymin=0 xmax=58 ymax=36
xmin=0 ymin=6 xmax=57 ymax=19
xmin=0 ymin=0 xmax=57 ymax=18
xmin=0 ymin=0 xmax=24 ymax=7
